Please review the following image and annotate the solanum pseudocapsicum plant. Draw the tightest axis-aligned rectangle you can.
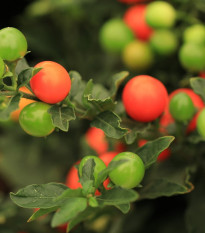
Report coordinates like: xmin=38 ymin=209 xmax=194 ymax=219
xmin=0 ymin=25 xmax=203 ymax=232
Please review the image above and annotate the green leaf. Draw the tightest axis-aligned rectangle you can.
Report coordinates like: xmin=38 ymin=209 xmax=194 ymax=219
xmin=10 ymin=183 xmax=68 ymax=208
xmin=80 ymin=158 xmax=95 ymax=184
xmin=69 ymin=71 xmax=83 ymax=99
xmin=115 ymin=203 xmax=130 ymax=214
xmin=95 ymin=160 xmax=128 ymax=189
xmin=83 ymin=81 xmax=116 ymax=114
xmin=96 ymin=187 xmax=139 ymax=206
xmin=123 ymin=120 xmax=152 ymax=145
xmin=82 ymin=79 xmax=93 ymax=108
xmin=28 ymin=206 xmax=58 ymax=222
xmin=136 ymin=136 xmax=175 ymax=169
xmin=91 ymin=111 xmax=128 ymax=139
xmin=48 ymin=105 xmax=76 ymax=131
xmin=67 ymin=207 xmax=96 ymax=232
xmin=190 ymin=77 xmax=205 ymax=102
xmin=51 ymin=197 xmax=87 ymax=227
xmin=17 ymin=67 xmax=41 ymax=88
xmin=139 ymin=165 xmax=194 ymax=199
xmin=54 ymin=188 xmax=84 ymax=203
xmin=87 ymin=95 xmax=115 ymax=112
xmin=79 ymin=158 xmax=96 ymax=195
xmin=0 ymin=93 xmax=21 ymax=120
xmin=110 ymin=71 xmax=129 ymax=99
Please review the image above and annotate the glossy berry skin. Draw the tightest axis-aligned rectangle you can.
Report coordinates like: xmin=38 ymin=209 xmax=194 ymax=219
xmin=160 ymin=88 xmax=204 ymax=134
xmin=109 ymin=152 xmax=145 ymax=189
xmin=85 ymin=127 xmax=108 ymax=154
xmin=123 ymin=5 xmax=153 ymax=41
xmin=122 ymin=40 xmax=154 ymax=71
xmin=66 ymin=161 xmax=82 ymax=189
xmin=197 ymin=108 xmax=205 ymax=138
xmin=30 ymin=61 xmax=71 ymax=104
xmin=0 ymin=57 xmax=4 ymax=78
xmin=138 ymin=139 xmax=171 ymax=161
xmin=0 ymin=27 xmax=28 ymax=61
xmin=169 ymin=92 xmax=195 ymax=122
xmin=179 ymin=43 xmax=205 ymax=72
xmin=19 ymin=102 xmax=55 ymax=137
xmin=99 ymin=18 xmax=134 ymax=53
xmin=79 ymin=156 xmax=107 ymax=186
xmin=122 ymin=75 xmax=168 ymax=122
xmin=11 ymin=87 xmax=36 ymax=121
xmin=145 ymin=1 xmax=176 ymax=29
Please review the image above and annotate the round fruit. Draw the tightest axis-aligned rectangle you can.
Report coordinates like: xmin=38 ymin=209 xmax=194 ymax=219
xmin=85 ymin=127 xmax=108 ymax=154
xmin=150 ymin=29 xmax=178 ymax=56
xmin=183 ymin=24 xmax=205 ymax=45
xmin=138 ymin=139 xmax=171 ymax=161
xmin=19 ymin=102 xmax=55 ymax=137
xmin=79 ymin=156 xmax=107 ymax=185
xmin=160 ymin=88 xmax=204 ymax=134
xmin=169 ymin=92 xmax=195 ymax=122
xmin=99 ymin=18 xmax=134 ymax=53
xmin=179 ymin=43 xmax=205 ymax=72
xmin=99 ymin=151 xmax=118 ymax=166
xmin=196 ymin=108 xmax=205 ymax=137
xmin=0 ymin=57 xmax=4 ymax=78
xmin=30 ymin=61 xmax=71 ymax=104
xmin=168 ymin=88 xmax=204 ymax=110
xmin=122 ymin=75 xmax=168 ymax=122
xmin=123 ymin=5 xmax=153 ymax=41
xmin=145 ymin=1 xmax=176 ymax=28
xmin=11 ymin=87 xmax=36 ymax=121
xmin=122 ymin=40 xmax=154 ymax=71
xmin=109 ymin=152 xmax=145 ymax=189
xmin=0 ymin=27 xmax=28 ymax=61
xmin=66 ymin=161 xmax=82 ymax=189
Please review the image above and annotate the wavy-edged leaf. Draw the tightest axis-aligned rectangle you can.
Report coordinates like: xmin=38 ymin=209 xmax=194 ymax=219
xmin=48 ymin=105 xmax=76 ymax=131
xmin=136 ymin=136 xmax=175 ymax=169
xmin=10 ymin=183 xmax=68 ymax=208
xmin=139 ymin=165 xmax=194 ymax=199
xmin=82 ymin=79 xmax=93 ymax=108
xmin=91 ymin=111 xmax=128 ymax=139
xmin=110 ymin=71 xmax=129 ymax=99
xmin=51 ymin=197 xmax=87 ymax=227
xmin=123 ymin=119 xmax=152 ymax=145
